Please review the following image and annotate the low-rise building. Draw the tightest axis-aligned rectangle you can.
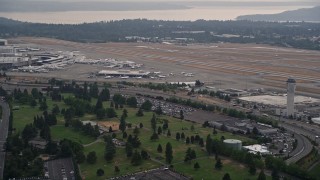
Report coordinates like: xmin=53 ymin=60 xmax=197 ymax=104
xmin=243 ymin=144 xmax=271 ymax=155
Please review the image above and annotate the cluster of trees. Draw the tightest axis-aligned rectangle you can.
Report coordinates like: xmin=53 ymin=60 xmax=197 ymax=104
xmin=13 ymin=88 xmax=43 ymax=106
xmin=184 ymin=148 xmax=197 ymax=163
xmin=1 ymin=18 xmax=319 ymax=50
xmin=70 ymin=119 xmax=100 ymax=138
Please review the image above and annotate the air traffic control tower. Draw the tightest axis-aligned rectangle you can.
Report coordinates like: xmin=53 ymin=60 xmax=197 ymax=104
xmin=287 ymin=78 xmax=296 ymax=117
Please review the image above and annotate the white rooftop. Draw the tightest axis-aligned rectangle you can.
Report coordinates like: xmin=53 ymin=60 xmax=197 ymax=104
xmin=239 ymin=95 xmax=320 ymax=106
xmin=243 ymin=144 xmax=271 ymax=155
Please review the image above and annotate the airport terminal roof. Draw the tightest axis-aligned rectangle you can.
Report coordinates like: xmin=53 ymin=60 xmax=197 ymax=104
xmin=239 ymin=95 xmax=320 ymax=106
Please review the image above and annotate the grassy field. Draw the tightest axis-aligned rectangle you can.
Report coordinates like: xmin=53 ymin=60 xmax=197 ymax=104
xmin=174 ymin=157 xmax=271 ymax=180
xmin=50 ymin=125 xmax=95 ymax=145
xmin=12 ymin=94 xmax=70 ymax=132
xmin=12 ymin=105 xmax=42 ymax=133
xmin=309 ymin=162 xmax=320 ymax=179
xmin=80 ymin=142 xmax=161 ymax=179
xmin=12 ymin=94 xmax=265 ymax=179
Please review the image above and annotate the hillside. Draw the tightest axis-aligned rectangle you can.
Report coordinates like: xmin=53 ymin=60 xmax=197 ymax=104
xmin=237 ymin=6 xmax=320 ymax=22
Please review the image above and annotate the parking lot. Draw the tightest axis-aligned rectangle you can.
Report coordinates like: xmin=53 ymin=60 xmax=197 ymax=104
xmin=44 ymin=158 xmax=75 ymax=180
xmin=136 ymin=96 xmax=195 ymax=118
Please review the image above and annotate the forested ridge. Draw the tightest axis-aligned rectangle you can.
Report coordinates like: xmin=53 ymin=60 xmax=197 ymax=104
xmin=0 ymin=17 xmax=319 ymax=50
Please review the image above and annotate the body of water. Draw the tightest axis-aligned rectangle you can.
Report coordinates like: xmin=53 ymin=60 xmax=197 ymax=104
xmin=0 ymin=6 xmax=311 ymax=24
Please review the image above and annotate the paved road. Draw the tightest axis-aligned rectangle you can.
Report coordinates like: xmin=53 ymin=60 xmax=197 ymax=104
xmin=0 ymin=100 xmax=10 ymax=180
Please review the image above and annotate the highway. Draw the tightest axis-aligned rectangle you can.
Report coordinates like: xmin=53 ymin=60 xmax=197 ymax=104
xmin=0 ymin=100 xmax=10 ymax=180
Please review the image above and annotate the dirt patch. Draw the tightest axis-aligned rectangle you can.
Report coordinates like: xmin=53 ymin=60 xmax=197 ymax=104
xmin=98 ymin=121 xmax=120 ymax=131
xmin=222 ymin=159 xmax=232 ymax=164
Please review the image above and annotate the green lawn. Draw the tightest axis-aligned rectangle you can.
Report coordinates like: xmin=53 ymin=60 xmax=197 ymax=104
xmin=12 ymin=94 xmax=263 ymax=179
xmin=12 ymin=94 xmax=70 ymax=132
xmin=309 ymin=162 xmax=320 ymax=179
xmin=51 ymin=125 xmax=95 ymax=145
xmin=80 ymin=142 xmax=161 ymax=179
xmin=174 ymin=157 xmax=271 ymax=180
xmin=12 ymin=105 xmax=41 ymax=133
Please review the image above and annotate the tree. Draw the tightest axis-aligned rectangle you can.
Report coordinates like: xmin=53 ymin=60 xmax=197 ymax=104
xmin=199 ymin=138 xmax=204 ymax=147
xmin=122 ymin=131 xmax=128 ymax=139
xmin=131 ymin=150 xmax=142 ymax=166
xmin=194 ymin=162 xmax=200 ymax=170
xmin=151 ymin=113 xmax=157 ymax=133
xmin=176 ymin=132 xmax=181 ymax=141
xmin=136 ymin=108 xmax=144 ymax=116
xmin=30 ymin=99 xmax=37 ymax=107
xmin=167 ymin=129 xmax=171 ymax=137
xmin=133 ymin=126 xmax=140 ymax=136
xmin=87 ymin=151 xmax=97 ymax=164
xmin=215 ymin=158 xmax=223 ymax=170
xmin=222 ymin=173 xmax=231 ymax=180
xmin=191 ymin=124 xmax=195 ymax=131
xmin=150 ymin=132 xmax=159 ymax=140
xmin=186 ymin=137 xmax=190 ymax=144
xmin=104 ymin=136 xmax=116 ymax=161
xmin=213 ymin=125 xmax=218 ymax=134
xmin=180 ymin=110 xmax=184 ymax=120
xmin=39 ymin=101 xmax=48 ymax=111
xmin=22 ymin=123 xmax=37 ymax=142
xmin=119 ymin=115 xmax=126 ymax=132
xmin=125 ymin=143 xmax=133 ymax=157
xmin=127 ymin=96 xmax=137 ymax=108
xmin=141 ymin=100 xmax=152 ymax=111
xmin=195 ymin=80 xmax=201 ymax=86
xmin=139 ymin=123 xmax=143 ymax=128
xmin=165 ymin=142 xmax=173 ymax=164
xmin=106 ymin=108 xmax=117 ymax=118
xmin=113 ymin=93 xmax=126 ymax=105
xmin=52 ymin=104 xmax=60 ymax=115
xmin=257 ymin=170 xmax=266 ymax=180
xmin=95 ymin=98 xmax=103 ymax=112
xmin=40 ymin=123 xmax=51 ymax=141
xmin=96 ymin=169 xmax=104 ymax=176
xmin=114 ymin=166 xmax=120 ymax=173
xmin=99 ymin=88 xmax=110 ymax=101
xmin=252 ymin=127 xmax=259 ymax=135
xmin=181 ymin=132 xmax=185 ymax=139
xmin=122 ymin=109 xmax=128 ymax=119
xmin=191 ymin=136 xmax=195 ymax=144
xmin=141 ymin=150 xmax=149 ymax=160
xmin=157 ymin=144 xmax=163 ymax=153
xmin=155 ymin=104 xmax=162 ymax=115
xmin=157 ymin=126 xmax=162 ymax=135
xmin=96 ymin=108 xmax=106 ymax=119
xmin=162 ymin=121 xmax=169 ymax=130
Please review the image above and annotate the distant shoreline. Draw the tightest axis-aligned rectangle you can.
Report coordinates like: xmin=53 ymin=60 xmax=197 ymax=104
xmin=0 ymin=6 xmax=310 ymax=24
